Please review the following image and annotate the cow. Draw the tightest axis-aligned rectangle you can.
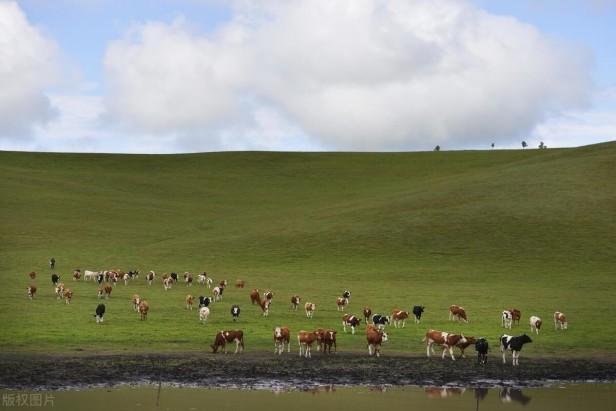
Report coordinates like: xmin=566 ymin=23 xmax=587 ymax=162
xmin=455 ymin=335 xmax=476 ymax=358
xmin=372 ymin=314 xmax=390 ymax=329
xmin=475 ymin=337 xmax=489 ymax=364
xmin=146 ymin=271 xmax=156 ymax=285
xmin=235 ymin=279 xmax=245 ymax=288
xmin=342 ymin=290 xmax=351 ymax=300
xmin=51 ymin=274 xmax=60 ymax=286
xmin=122 ymin=273 xmax=130 ymax=286
xmin=366 ymin=324 xmax=388 ymax=357
xmin=127 ymin=270 xmax=139 ymax=279
xmin=27 ymin=285 xmax=37 ymax=300
xmin=449 ymin=305 xmax=468 ymax=323
xmin=259 ymin=299 xmax=270 ymax=317
xmin=199 ymin=306 xmax=210 ymax=323
xmin=163 ymin=277 xmax=173 ymax=291
xmin=363 ymin=307 xmax=372 ymax=324
xmin=423 ymin=329 xmax=468 ymax=361
xmin=132 ymin=294 xmax=140 ymax=312
xmin=231 ymin=304 xmax=241 ymax=321
xmin=392 ymin=309 xmax=410 ymax=328
xmin=305 ymin=302 xmax=316 ymax=318
xmin=96 ymin=272 xmax=104 ymax=284
xmin=250 ymin=289 xmax=260 ymax=305
xmin=198 ymin=296 xmax=212 ymax=308
xmin=63 ymin=288 xmax=73 ymax=304
xmin=502 ymin=310 xmax=513 ymax=329
xmin=298 ymin=330 xmax=318 ymax=358
xmin=317 ymin=329 xmax=337 ymax=354
xmin=211 ymin=330 xmax=244 ymax=354
xmin=509 ymin=308 xmax=521 ymax=325
xmin=263 ymin=290 xmax=273 ymax=301
xmin=412 ymin=306 xmax=425 ymax=323
xmin=500 ymin=334 xmax=532 ymax=366
xmin=72 ymin=270 xmax=81 ymax=280
xmin=94 ymin=304 xmax=106 ymax=323
xmin=84 ymin=270 xmax=98 ymax=281
xmin=138 ymin=300 xmax=149 ymax=320
xmin=342 ymin=314 xmax=361 ymax=334
xmin=28 ymin=271 xmax=36 ymax=280
xmin=197 ymin=273 xmax=207 ymax=285
xmin=55 ymin=283 xmax=65 ymax=300
xmin=186 ymin=294 xmax=194 ymax=310
xmin=274 ymin=326 xmax=291 ymax=354
xmin=290 ymin=295 xmax=301 ymax=310
xmin=170 ymin=272 xmax=178 ymax=283
xmin=529 ymin=315 xmax=542 ymax=334
xmin=98 ymin=284 xmax=112 ymax=299
xmin=184 ymin=272 xmax=193 ymax=287
xmin=336 ymin=297 xmax=348 ymax=311
xmin=554 ymin=311 xmax=568 ymax=330
xmin=213 ymin=286 xmax=224 ymax=301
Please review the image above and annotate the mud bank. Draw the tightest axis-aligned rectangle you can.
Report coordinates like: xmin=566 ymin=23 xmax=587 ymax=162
xmin=1 ymin=353 xmax=614 ymax=390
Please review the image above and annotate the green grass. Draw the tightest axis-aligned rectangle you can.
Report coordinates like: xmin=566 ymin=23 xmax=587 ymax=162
xmin=1 ymin=143 xmax=615 ymax=357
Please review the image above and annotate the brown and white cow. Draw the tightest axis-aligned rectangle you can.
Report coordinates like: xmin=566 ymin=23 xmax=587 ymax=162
xmin=366 ymin=324 xmax=388 ymax=357
xmin=449 ymin=305 xmax=468 ymax=323
xmin=213 ymin=286 xmax=225 ymax=301
xmin=28 ymin=271 xmax=36 ymax=280
xmin=63 ymin=288 xmax=73 ymax=304
xmin=274 ymin=326 xmax=291 ymax=354
xmin=163 ymin=277 xmax=173 ymax=291
xmin=98 ymin=284 xmax=112 ymax=299
xmin=211 ymin=330 xmax=244 ymax=354
xmin=554 ymin=311 xmax=568 ymax=330
xmin=424 ymin=329 xmax=468 ymax=361
xmin=363 ymin=307 xmax=372 ymax=324
xmin=305 ymin=302 xmax=316 ymax=318
xmin=235 ymin=279 xmax=245 ymax=288
xmin=263 ymin=290 xmax=273 ymax=301
xmin=132 ymin=294 xmax=140 ymax=311
xmin=72 ymin=270 xmax=81 ymax=281
xmin=455 ymin=336 xmax=476 ymax=358
xmin=392 ymin=309 xmax=410 ymax=328
xmin=509 ymin=308 xmax=521 ymax=325
xmin=260 ymin=298 xmax=271 ymax=317
xmin=342 ymin=314 xmax=361 ymax=334
xmin=139 ymin=300 xmax=149 ymax=320
xmin=27 ymin=285 xmax=37 ymax=299
xmin=185 ymin=294 xmax=194 ymax=310
xmin=219 ymin=280 xmax=228 ymax=288
xmin=297 ymin=330 xmax=318 ymax=358
xmin=146 ymin=271 xmax=156 ymax=285
xmin=290 ymin=295 xmax=301 ymax=310
xmin=184 ymin=272 xmax=193 ymax=287
xmin=529 ymin=316 xmax=542 ymax=334
xmin=55 ymin=283 xmax=65 ymax=300
xmin=336 ymin=297 xmax=348 ymax=311
xmin=316 ymin=329 xmax=337 ymax=354
xmin=250 ymin=289 xmax=260 ymax=304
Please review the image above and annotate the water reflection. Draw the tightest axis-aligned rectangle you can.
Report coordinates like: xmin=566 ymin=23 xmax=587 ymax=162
xmin=500 ymin=387 xmax=532 ymax=406
xmin=301 ymin=385 xmax=336 ymax=395
xmin=474 ymin=387 xmax=489 ymax=401
xmin=424 ymin=387 xmax=466 ymax=398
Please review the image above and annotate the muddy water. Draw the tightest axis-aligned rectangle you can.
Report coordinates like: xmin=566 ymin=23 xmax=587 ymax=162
xmin=2 ymin=384 xmax=615 ymax=411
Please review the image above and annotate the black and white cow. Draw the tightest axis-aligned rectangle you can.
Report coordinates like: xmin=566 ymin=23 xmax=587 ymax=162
xmin=198 ymin=296 xmax=212 ymax=308
xmin=94 ymin=304 xmax=106 ymax=323
xmin=372 ymin=314 xmax=390 ymax=329
xmin=500 ymin=334 xmax=532 ymax=366
xmin=342 ymin=314 xmax=361 ymax=334
xmin=170 ymin=272 xmax=178 ymax=283
xmin=51 ymin=274 xmax=60 ymax=286
xmin=127 ymin=270 xmax=139 ymax=279
xmin=475 ymin=337 xmax=489 ymax=364
xmin=96 ymin=272 xmax=104 ymax=285
xmin=412 ymin=306 xmax=425 ymax=323
xmin=342 ymin=290 xmax=351 ymax=300
xmin=231 ymin=304 xmax=241 ymax=321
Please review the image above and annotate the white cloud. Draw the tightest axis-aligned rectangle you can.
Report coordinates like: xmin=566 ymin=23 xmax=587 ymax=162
xmin=0 ymin=1 xmax=61 ymax=139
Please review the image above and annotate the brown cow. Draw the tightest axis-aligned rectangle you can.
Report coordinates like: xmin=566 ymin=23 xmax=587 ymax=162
xmin=392 ymin=309 xmax=410 ymax=328
xmin=424 ymin=329 xmax=468 ymax=360
xmin=336 ymin=297 xmax=348 ymax=311
xmin=509 ymin=308 xmax=521 ymax=325
xmin=98 ymin=284 xmax=112 ymax=299
xmin=219 ymin=280 xmax=228 ymax=288
xmin=363 ymin=307 xmax=372 ymax=324
xmin=184 ymin=272 xmax=193 ymax=287
xmin=132 ymin=294 xmax=140 ymax=311
xmin=554 ymin=311 xmax=568 ymax=330
xmin=139 ymin=300 xmax=149 ymax=320
xmin=449 ymin=305 xmax=468 ymax=323
xmin=298 ymin=330 xmax=318 ymax=358
xmin=250 ymin=289 xmax=260 ymax=304
xmin=316 ymin=329 xmax=337 ymax=354
xmin=28 ymin=271 xmax=36 ymax=280
xmin=366 ymin=324 xmax=388 ymax=357
xmin=273 ymin=326 xmax=291 ymax=354
xmin=342 ymin=314 xmax=361 ymax=334
xmin=185 ymin=294 xmax=194 ymax=310
xmin=72 ymin=270 xmax=81 ymax=281
xmin=27 ymin=285 xmax=37 ymax=299
xmin=211 ymin=330 xmax=244 ymax=354
xmin=63 ymin=288 xmax=73 ymax=304
xmin=260 ymin=298 xmax=271 ymax=317
xmin=290 ymin=295 xmax=301 ymax=310
xmin=235 ymin=279 xmax=245 ymax=288
xmin=455 ymin=336 xmax=476 ymax=358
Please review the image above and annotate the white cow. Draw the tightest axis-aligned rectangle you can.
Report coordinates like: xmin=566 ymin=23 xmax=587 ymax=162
xmin=199 ymin=307 xmax=210 ymax=323
xmin=84 ymin=270 xmax=99 ymax=281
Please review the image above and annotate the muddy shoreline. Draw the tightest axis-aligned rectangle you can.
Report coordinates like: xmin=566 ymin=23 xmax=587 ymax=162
xmin=1 ymin=353 xmax=615 ymax=390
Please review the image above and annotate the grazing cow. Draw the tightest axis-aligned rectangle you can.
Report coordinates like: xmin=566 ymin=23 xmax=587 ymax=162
xmin=98 ymin=284 xmax=112 ymax=299
xmin=28 ymin=271 xmax=36 ymax=280
xmin=304 ymin=302 xmax=316 ymax=318
xmin=138 ymin=300 xmax=149 ymax=320
xmin=51 ymin=274 xmax=60 ymax=286
xmin=366 ymin=324 xmax=388 ymax=357
xmin=27 ymin=285 xmax=37 ymax=299
xmin=198 ymin=296 xmax=212 ymax=308
xmin=163 ymin=277 xmax=173 ymax=291
xmin=127 ymin=270 xmax=139 ymax=279
xmin=211 ymin=330 xmax=244 ymax=354
xmin=146 ymin=271 xmax=155 ymax=285
xmin=213 ymin=286 xmax=224 ymax=301
xmin=475 ymin=338 xmax=489 ymax=364
xmin=84 ymin=270 xmax=98 ymax=281
xmin=199 ymin=306 xmax=210 ymax=323
xmin=170 ymin=272 xmax=178 ymax=283
xmin=529 ymin=316 xmax=542 ymax=334
xmin=502 ymin=310 xmax=513 ymax=329
xmin=509 ymin=308 xmax=521 ymax=325
xmin=94 ymin=304 xmax=105 ymax=323
xmin=96 ymin=272 xmax=104 ymax=284
xmin=424 ymin=329 xmax=468 ymax=361
xmin=363 ymin=307 xmax=372 ymax=324
xmin=298 ymin=330 xmax=318 ymax=358
xmin=412 ymin=306 xmax=425 ymax=323
xmin=372 ymin=314 xmax=390 ymax=329
xmin=318 ymin=329 xmax=337 ymax=354
xmin=455 ymin=335 xmax=476 ymax=358
xmin=342 ymin=314 xmax=361 ymax=334
xmin=274 ymin=326 xmax=291 ymax=354
xmin=184 ymin=272 xmax=193 ymax=286
xmin=63 ymin=288 xmax=73 ymax=304
xmin=290 ymin=295 xmax=301 ymax=310
xmin=132 ymin=294 xmax=140 ymax=312
xmin=336 ymin=297 xmax=348 ymax=311
xmin=250 ymin=289 xmax=260 ymax=304
xmin=231 ymin=304 xmax=241 ymax=321
xmin=186 ymin=294 xmax=194 ymax=310
xmin=72 ymin=270 xmax=81 ymax=280
xmin=392 ymin=309 xmax=410 ymax=328
xmin=449 ymin=305 xmax=468 ymax=323
xmin=554 ymin=311 xmax=568 ymax=330
xmin=500 ymin=334 xmax=532 ymax=366
xmin=259 ymin=299 xmax=270 ymax=317
xmin=55 ymin=282 xmax=65 ymax=300
xmin=235 ymin=279 xmax=245 ymax=288
xmin=263 ymin=290 xmax=273 ymax=301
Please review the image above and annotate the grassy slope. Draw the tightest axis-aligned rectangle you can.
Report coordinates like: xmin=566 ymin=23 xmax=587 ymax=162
xmin=0 ymin=143 xmax=615 ymax=357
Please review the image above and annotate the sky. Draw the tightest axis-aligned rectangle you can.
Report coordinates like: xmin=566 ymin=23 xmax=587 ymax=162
xmin=1 ymin=0 xmax=615 ymax=153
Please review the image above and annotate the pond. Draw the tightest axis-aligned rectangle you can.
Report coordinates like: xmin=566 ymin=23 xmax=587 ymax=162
xmin=2 ymin=384 xmax=615 ymax=411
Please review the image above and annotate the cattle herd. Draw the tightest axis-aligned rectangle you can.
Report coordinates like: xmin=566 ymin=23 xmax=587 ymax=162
xmin=25 ymin=268 xmax=570 ymax=366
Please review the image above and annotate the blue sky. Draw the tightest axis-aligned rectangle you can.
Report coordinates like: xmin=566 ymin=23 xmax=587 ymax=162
xmin=1 ymin=0 xmax=615 ymax=153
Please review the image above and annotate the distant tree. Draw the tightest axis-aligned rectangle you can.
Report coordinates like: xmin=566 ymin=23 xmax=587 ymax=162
xmin=539 ymin=141 xmax=546 ymax=149
xmin=491 ymin=143 xmax=495 ymax=149
xmin=434 ymin=145 xmax=440 ymax=152
xmin=522 ymin=141 xmax=527 ymax=149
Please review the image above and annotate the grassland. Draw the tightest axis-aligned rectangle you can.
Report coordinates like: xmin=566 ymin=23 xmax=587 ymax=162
xmin=0 ymin=143 xmax=615 ymax=358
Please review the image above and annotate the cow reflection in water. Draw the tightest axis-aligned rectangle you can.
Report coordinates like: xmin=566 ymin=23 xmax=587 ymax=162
xmin=424 ymin=387 xmax=466 ymax=398
xmin=301 ymin=385 xmax=336 ymax=395
xmin=500 ymin=388 xmax=532 ymax=406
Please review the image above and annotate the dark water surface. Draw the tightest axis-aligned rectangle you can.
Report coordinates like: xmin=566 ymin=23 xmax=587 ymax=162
xmin=2 ymin=384 xmax=615 ymax=411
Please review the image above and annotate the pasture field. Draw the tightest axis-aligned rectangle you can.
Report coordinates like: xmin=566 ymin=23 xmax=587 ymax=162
xmin=0 ymin=143 xmax=615 ymax=358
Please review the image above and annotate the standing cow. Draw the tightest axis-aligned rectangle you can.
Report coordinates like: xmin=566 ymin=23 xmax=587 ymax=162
xmin=211 ymin=330 xmax=244 ymax=354
xmin=449 ymin=305 xmax=468 ymax=323
xmin=500 ymin=334 xmax=532 ymax=366
xmin=199 ymin=306 xmax=210 ymax=323
xmin=529 ymin=316 xmax=542 ymax=334
xmin=412 ymin=306 xmax=425 ymax=324
xmin=475 ymin=338 xmax=489 ymax=364
xmin=554 ymin=311 xmax=568 ymax=330
xmin=304 ymin=302 xmax=316 ymax=318
xmin=366 ymin=325 xmax=388 ymax=357
xmin=274 ymin=326 xmax=291 ymax=354
xmin=186 ymin=294 xmax=194 ymax=310
xmin=231 ymin=304 xmax=241 ymax=321
xmin=27 ymin=285 xmax=37 ymax=300
xmin=342 ymin=314 xmax=361 ymax=334
xmin=290 ymin=295 xmax=301 ymax=310
xmin=363 ymin=307 xmax=372 ymax=324
xmin=138 ymin=300 xmax=149 ymax=320
xmin=392 ymin=309 xmax=410 ymax=328
xmin=502 ymin=310 xmax=513 ymax=329
xmin=372 ymin=314 xmax=390 ymax=329
xmin=424 ymin=329 xmax=468 ymax=361
xmin=298 ymin=330 xmax=318 ymax=358
xmin=94 ymin=304 xmax=106 ymax=323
